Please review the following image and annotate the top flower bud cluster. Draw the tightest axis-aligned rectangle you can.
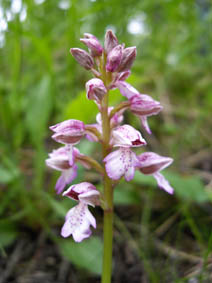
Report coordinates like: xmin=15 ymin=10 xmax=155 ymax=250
xmin=46 ymin=30 xmax=174 ymax=242
xmin=71 ymin=31 xmax=136 ymax=73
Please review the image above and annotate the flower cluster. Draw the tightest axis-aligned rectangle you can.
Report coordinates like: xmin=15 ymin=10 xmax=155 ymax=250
xmin=46 ymin=30 xmax=173 ymax=242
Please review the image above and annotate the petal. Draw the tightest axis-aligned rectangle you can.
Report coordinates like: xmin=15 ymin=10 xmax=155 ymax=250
xmin=116 ymin=81 xmax=139 ymax=99
xmin=86 ymin=78 xmax=107 ymax=102
xmin=63 ymin=165 xmax=78 ymax=184
xmin=46 ymin=146 xmax=70 ymax=171
xmin=153 ymin=172 xmax=174 ymax=194
xmin=79 ymin=190 xmax=100 ymax=207
xmin=50 ymin=119 xmax=85 ymax=133
xmin=140 ymin=116 xmax=152 ymax=134
xmin=104 ymin=148 xmax=138 ymax=181
xmin=137 ymin=152 xmax=173 ymax=174
xmin=55 ymin=174 xmax=67 ymax=194
xmin=61 ymin=203 xmax=96 ymax=242
xmin=112 ymin=124 xmax=146 ymax=147
xmin=63 ymin=182 xmax=99 ymax=206
xmin=130 ymin=94 xmax=163 ymax=116
xmin=55 ymin=166 xmax=78 ymax=194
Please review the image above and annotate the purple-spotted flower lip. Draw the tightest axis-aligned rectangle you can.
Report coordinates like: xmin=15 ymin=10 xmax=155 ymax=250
xmin=61 ymin=202 xmax=96 ymax=242
xmin=112 ymin=124 xmax=146 ymax=147
xmin=63 ymin=182 xmax=100 ymax=207
xmin=104 ymin=147 xmax=140 ymax=181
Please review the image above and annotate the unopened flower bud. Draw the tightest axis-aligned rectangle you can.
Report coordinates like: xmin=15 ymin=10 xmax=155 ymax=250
xmin=118 ymin=47 xmax=137 ymax=72
xmin=104 ymin=30 xmax=118 ymax=54
xmin=80 ymin=33 xmax=103 ymax=57
xmin=106 ymin=45 xmax=123 ymax=72
xmin=70 ymin=48 xmax=94 ymax=70
xmin=86 ymin=78 xmax=107 ymax=102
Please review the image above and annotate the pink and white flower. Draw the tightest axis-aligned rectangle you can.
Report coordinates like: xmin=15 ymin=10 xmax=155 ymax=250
xmin=115 ymin=81 xmax=163 ymax=134
xmin=61 ymin=202 xmax=96 ymax=242
xmin=61 ymin=182 xmax=100 ymax=242
xmin=137 ymin=152 xmax=174 ymax=194
xmin=104 ymin=125 xmax=146 ymax=181
xmin=130 ymin=94 xmax=163 ymax=134
xmin=104 ymin=147 xmax=140 ymax=181
xmin=46 ymin=146 xmax=79 ymax=194
xmin=50 ymin=119 xmax=85 ymax=145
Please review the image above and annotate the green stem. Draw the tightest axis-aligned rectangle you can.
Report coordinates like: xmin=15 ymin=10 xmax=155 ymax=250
xmin=102 ymin=175 xmax=113 ymax=283
xmin=101 ymin=92 xmax=114 ymax=283
xmin=100 ymin=59 xmax=114 ymax=282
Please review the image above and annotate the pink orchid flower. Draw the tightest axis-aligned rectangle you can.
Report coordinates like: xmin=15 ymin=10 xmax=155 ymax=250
xmin=104 ymin=125 xmax=146 ymax=181
xmin=137 ymin=152 xmax=174 ymax=194
xmin=61 ymin=182 xmax=100 ymax=242
xmin=46 ymin=146 xmax=78 ymax=194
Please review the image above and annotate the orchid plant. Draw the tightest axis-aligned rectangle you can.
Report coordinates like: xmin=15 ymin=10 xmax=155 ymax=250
xmin=46 ymin=30 xmax=174 ymax=283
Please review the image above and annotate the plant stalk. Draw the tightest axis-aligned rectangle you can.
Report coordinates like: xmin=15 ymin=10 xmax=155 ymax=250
xmin=101 ymin=65 xmax=114 ymax=282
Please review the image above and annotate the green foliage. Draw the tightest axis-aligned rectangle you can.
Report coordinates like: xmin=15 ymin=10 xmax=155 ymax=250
xmin=64 ymin=91 xmax=98 ymax=122
xmin=25 ymin=76 xmax=53 ymax=145
xmin=134 ymin=170 xmax=209 ymax=203
xmin=58 ymin=236 xmax=103 ymax=275
xmin=0 ymin=221 xmax=18 ymax=248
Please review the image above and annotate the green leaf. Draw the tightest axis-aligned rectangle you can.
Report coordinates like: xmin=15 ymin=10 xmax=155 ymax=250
xmin=64 ymin=91 xmax=98 ymax=123
xmin=163 ymin=171 xmax=209 ymax=203
xmin=114 ymin=182 xmax=140 ymax=205
xmin=134 ymin=170 xmax=209 ymax=203
xmin=25 ymin=76 xmax=52 ymax=145
xmin=0 ymin=166 xmax=18 ymax=184
xmin=58 ymin=236 xmax=103 ymax=275
xmin=0 ymin=221 xmax=18 ymax=248
xmin=133 ymin=171 xmax=157 ymax=187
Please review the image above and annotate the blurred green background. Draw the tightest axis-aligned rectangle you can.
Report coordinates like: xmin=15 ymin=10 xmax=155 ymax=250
xmin=0 ymin=0 xmax=212 ymax=282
